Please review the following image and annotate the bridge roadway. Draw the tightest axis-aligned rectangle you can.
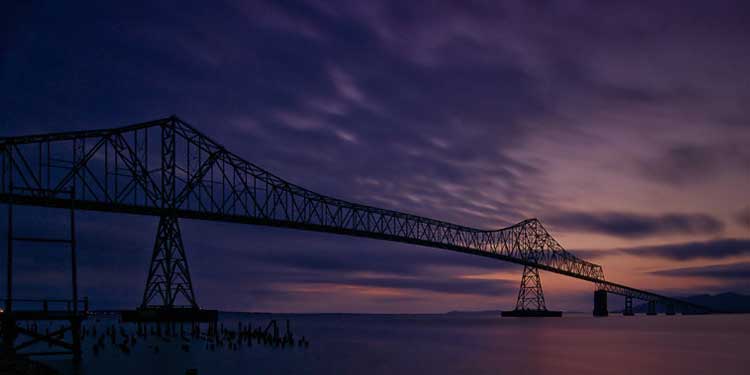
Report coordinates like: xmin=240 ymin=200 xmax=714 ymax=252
xmin=0 ymin=117 xmax=710 ymax=313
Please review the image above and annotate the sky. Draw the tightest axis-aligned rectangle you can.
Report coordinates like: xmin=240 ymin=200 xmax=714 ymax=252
xmin=1 ymin=0 xmax=749 ymax=313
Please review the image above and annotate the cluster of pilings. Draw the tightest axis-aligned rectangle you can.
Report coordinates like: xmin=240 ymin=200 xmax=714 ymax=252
xmin=76 ymin=317 xmax=310 ymax=357
xmin=0 ymin=353 xmax=59 ymax=375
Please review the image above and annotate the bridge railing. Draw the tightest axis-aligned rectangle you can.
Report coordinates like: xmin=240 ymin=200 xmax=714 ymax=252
xmin=1 ymin=298 xmax=89 ymax=315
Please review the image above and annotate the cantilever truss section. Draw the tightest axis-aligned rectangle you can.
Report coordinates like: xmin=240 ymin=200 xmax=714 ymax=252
xmin=0 ymin=116 xmax=711 ymax=313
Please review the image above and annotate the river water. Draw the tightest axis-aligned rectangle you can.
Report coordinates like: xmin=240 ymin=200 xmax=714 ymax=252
xmin=41 ymin=312 xmax=749 ymax=375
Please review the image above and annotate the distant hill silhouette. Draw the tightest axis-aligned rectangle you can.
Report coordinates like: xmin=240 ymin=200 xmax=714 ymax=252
xmin=630 ymin=292 xmax=750 ymax=313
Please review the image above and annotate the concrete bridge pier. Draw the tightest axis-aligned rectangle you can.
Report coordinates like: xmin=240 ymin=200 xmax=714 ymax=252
xmin=647 ymin=300 xmax=657 ymax=315
xmin=593 ymin=290 xmax=608 ymax=316
xmin=665 ymin=303 xmax=676 ymax=315
xmin=623 ymin=296 xmax=634 ymax=316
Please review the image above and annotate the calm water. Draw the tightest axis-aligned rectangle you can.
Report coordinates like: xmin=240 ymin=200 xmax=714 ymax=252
xmin=41 ymin=312 xmax=750 ymax=375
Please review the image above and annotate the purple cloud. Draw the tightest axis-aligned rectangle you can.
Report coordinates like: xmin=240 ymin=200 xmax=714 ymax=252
xmin=618 ymin=239 xmax=750 ymax=261
xmin=547 ymin=211 xmax=724 ymax=238
xmin=652 ymin=262 xmax=750 ymax=280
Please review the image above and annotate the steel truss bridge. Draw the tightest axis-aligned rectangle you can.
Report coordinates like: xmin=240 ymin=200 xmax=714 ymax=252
xmin=0 ymin=116 xmax=710 ymax=317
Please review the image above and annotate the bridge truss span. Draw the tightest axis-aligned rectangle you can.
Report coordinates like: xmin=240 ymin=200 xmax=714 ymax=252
xmin=0 ymin=117 xmax=709 ymax=313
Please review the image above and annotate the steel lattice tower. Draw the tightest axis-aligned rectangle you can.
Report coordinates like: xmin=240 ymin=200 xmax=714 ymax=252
xmin=141 ymin=122 xmax=198 ymax=309
xmin=514 ymin=265 xmax=547 ymax=311
xmin=141 ymin=216 xmax=197 ymax=308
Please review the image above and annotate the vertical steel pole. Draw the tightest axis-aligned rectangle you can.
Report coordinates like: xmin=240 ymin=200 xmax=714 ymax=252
xmin=71 ymin=190 xmax=78 ymax=311
xmin=3 ymin=162 xmax=14 ymax=356
xmin=6 ymin=193 xmax=12 ymax=312
xmin=70 ymin=189 xmax=81 ymax=363
xmin=104 ymin=138 xmax=108 ymax=199
xmin=46 ymin=142 xmax=50 ymax=191
xmin=37 ymin=143 xmax=42 ymax=188
xmin=70 ymin=146 xmax=79 ymax=309
xmin=6 ymin=154 xmax=13 ymax=313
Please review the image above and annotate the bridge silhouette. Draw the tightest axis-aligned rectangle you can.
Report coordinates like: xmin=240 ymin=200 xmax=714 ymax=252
xmin=0 ymin=116 xmax=710 ymax=331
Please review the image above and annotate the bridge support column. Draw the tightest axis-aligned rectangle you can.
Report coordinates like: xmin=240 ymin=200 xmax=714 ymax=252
xmin=141 ymin=216 xmax=198 ymax=309
xmin=501 ymin=265 xmax=561 ymax=317
xmin=646 ymin=300 xmax=657 ymax=315
xmin=623 ymin=296 xmax=634 ymax=316
xmin=665 ymin=303 xmax=676 ymax=315
xmin=593 ymin=290 xmax=608 ymax=316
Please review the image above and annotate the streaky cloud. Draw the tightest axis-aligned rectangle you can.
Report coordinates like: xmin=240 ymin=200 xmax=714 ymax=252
xmin=547 ymin=211 xmax=724 ymax=238
xmin=735 ymin=207 xmax=750 ymax=229
xmin=651 ymin=262 xmax=750 ymax=280
xmin=617 ymin=238 xmax=750 ymax=260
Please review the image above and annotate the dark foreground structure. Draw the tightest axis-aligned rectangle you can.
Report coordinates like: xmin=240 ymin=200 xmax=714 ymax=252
xmin=0 ymin=117 xmax=711 ymax=360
